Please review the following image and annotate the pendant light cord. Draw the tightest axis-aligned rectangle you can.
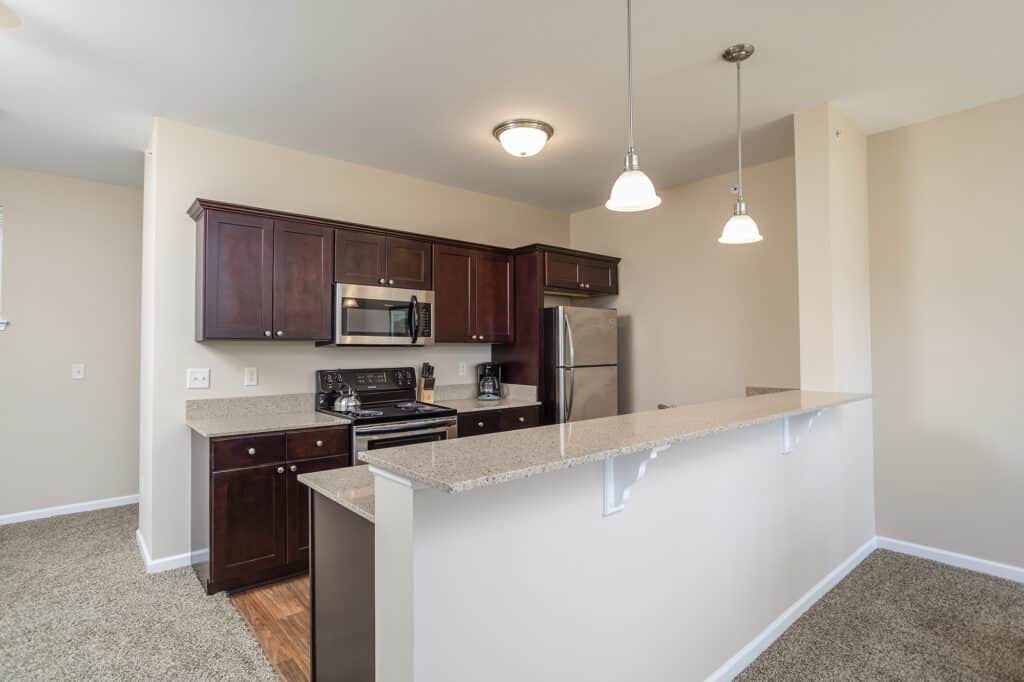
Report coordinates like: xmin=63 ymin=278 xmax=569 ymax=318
xmin=736 ymin=61 xmax=743 ymax=202
xmin=626 ymin=0 xmax=634 ymax=152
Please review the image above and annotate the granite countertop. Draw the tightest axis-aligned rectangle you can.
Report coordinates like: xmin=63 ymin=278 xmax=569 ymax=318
xmin=186 ymin=411 xmax=350 ymax=438
xmin=360 ymin=391 xmax=871 ymax=493
xmin=435 ymin=397 xmax=542 ymax=414
xmin=298 ymin=466 xmax=375 ymax=522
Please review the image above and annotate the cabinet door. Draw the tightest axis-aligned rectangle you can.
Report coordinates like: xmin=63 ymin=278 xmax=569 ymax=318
xmin=433 ymin=244 xmax=475 ymax=342
xmin=474 ymin=250 xmax=514 ymax=344
xmin=335 ymin=228 xmax=387 ymax=285
xmin=387 ymin=237 xmax=433 ymax=290
xmin=499 ymin=405 xmax=541 ymax=431
xmin=580 ymin=258 xmax=618 ymax=294
xmin=211 ymin=463 xmax=288 ymax=583
xmin=543 ymin=252 xmax=582 ymax=291
xmin=273 ymin=221 xmax=334 ymax=340
xmin=287 ymin=455 xmax=348 ymax=565
xmin=200 ymin=210 xmax=274 ymax=339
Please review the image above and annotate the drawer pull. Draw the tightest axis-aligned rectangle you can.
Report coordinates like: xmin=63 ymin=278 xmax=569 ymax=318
xmin=247 ymin=448 xmax=256 ymax=455
xmin=277 ymin=467 xmax=285 ymax=474
xmin=518 ymin=416 xmax=525 ymax=423
xmin=477 ymin=421 xmax=485 ymax=428
xmin=315 ymin=440 xmax=324 ymax=447
xmin=290 ymin=465 xmax=298 ymax=472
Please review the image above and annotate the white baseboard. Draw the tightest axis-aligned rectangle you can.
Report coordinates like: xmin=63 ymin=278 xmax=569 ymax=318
xmin=877 ymin=536 xmax=1024 ymax=584
xmin=705 ymin=537 xmax=879 ymax=682
xmin=134 ymin=528 xmax=202 ymax=574
xmin=0 ymin=494 xmax=139 ymax=526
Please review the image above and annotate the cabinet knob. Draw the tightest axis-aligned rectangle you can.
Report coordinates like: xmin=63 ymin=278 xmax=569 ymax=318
xmin=477 ymin=421 xmax=485 ymax=428
xmin=277 ymin=466 xmax=285 ymax=474
xmin=247 ymin=448 xmax=256 ymax=455
xmin=264 ymin=330 xmax=272 ymax=337
xmin=388 ymin=279 xmax=395 ymax=285
xmin=585 ymin=283 xmax=591 ymax=289
xmin=315 ymin=440 xmax=324 ymax=447
xmin=379 ymin=277 xmax=386 ymax=284
xmin=579 ymin=282 xmax=585 ymax=288
xmin=471 ymin=334 xmax=477 ymax=340
xmin=290 ymin=465 xmax=298 ymax=473
xmin=276 ymin=330 xmax=284 ymax=337
xmin=479 ymin=335 xmax=485 ymax=341
xmin=518 ymin=416 xmax=525 ymax=423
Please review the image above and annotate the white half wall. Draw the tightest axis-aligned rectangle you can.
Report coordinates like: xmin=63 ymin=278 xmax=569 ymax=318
xmin=376 ymin=400 xmax=875 ymax=682
xmin=0 ymin=166 xmax=142 ymax=516
xmin=140 ymin=118 xmax=570 ymax=561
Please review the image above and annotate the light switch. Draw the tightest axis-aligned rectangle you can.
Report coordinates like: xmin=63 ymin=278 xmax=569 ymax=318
xmin=244 ymin=367 xmax=258 ymax=386
xmin=186 ymin=368 xmax=210 ymax=389
xmin=71 ymin=363 xmax=86 ymax=380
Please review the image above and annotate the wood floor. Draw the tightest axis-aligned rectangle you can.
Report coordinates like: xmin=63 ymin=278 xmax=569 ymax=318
xmin=231 ymin=576 xmax=312 ymax=682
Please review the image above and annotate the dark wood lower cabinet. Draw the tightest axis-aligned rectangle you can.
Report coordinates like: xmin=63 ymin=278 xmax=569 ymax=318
xmin=457 ymin=405 xmax=541 ymax=438
xmin=192 ymin=425 xmax=351 ymax=594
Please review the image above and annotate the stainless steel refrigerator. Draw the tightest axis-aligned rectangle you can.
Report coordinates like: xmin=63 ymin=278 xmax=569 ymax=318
xmin=544 ymin=306 xmax=618 ymax=423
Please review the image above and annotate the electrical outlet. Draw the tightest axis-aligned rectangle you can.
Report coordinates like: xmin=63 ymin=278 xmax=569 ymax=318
xmin=244 ymin=367 xmax=258 ymax=386
xmin=186 ymin=368 xmax=210 ymax=389
xmin=71 ymin=363 xmax=86 ymax=380
xmin=458 ymin=362 xmax=467 ymax=377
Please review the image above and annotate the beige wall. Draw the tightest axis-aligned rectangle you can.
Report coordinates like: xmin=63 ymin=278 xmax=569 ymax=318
xmin=868 ymin=95 xmax=1024 ymax=568
xmin=0 ymin=167 xmax=142 ymax=516
xmin=569 ymin=157 xmax=800 ymax=412
xmin=141 ymin=119 xmax=570 ymax=559
xmin=794 ymin=104 xmax=873 ymax=393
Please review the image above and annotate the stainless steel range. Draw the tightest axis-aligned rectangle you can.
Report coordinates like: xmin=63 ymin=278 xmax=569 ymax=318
xmin=316 ymin=367 xmax=457 ymax=466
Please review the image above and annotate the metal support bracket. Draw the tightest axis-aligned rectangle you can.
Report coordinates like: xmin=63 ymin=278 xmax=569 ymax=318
xmin=781 ymin=410 xmax=824 ymax=455
xmin=603 ymin=444 xmax=670 ymax=516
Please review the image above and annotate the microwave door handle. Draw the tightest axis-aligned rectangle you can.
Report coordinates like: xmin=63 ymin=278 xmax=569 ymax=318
xmin=410 ymin=295 xmax=419 ymax=344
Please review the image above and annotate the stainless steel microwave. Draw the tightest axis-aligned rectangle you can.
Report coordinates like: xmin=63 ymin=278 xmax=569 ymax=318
xmin=333 ymin=283 xmax=434 ymax=346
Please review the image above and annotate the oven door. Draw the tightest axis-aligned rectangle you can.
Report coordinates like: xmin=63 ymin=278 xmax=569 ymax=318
xmin=334 ymin=283 xmax=434 ymax=346
xmin=352 ymin=418 xmax=457 ymax=465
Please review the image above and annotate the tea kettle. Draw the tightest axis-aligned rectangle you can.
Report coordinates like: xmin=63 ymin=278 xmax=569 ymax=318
xmin=333 ymin=384 xmax=361 ymax=413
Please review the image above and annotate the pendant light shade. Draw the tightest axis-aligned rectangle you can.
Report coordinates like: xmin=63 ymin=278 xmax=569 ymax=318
xmin=719 ymin=43 xmax=762 ymax=244
xmin=607 ymin=0 xmax=660 ymax=212
xmin=606 ymin=169 xmax=662 ymax=211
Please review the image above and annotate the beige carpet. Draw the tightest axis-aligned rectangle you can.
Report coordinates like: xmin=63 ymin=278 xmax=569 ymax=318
xmin=0 ymin=504 xmax=276 ymax=680
xmin=738 ymin=550 xmax=1024 ymax=681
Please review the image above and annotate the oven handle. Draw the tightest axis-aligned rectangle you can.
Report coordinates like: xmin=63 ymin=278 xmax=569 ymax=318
xmin=359 ymin=424 xmax=453 ymax=442
xmin=354 ymin=416 xmax=456 ymax=435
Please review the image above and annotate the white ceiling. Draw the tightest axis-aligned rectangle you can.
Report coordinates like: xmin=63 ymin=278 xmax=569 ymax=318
xmin=1 ymin=0 xmax=1022 ymax=212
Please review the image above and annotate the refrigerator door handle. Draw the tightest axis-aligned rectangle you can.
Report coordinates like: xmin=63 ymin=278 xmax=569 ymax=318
xmin=566 ymin=367 xmax=575 ymax=422
xmin=564 ymin=312 xmax=576 ymax=368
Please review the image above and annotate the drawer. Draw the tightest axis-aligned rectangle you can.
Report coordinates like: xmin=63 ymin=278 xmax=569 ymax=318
xmin=458 ymin=411 xmax=501 ymax=438
xmin=211 ymin=433 xmax=286 ymax=471
xmin=286 ymin=427 xmax=350 ymax=461
xmin=499 ymin=405 xmax=541 ymax=431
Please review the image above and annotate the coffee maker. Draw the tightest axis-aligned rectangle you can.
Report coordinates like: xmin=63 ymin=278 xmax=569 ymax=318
xmin=477 ymin=362 xmax=502 ymax=400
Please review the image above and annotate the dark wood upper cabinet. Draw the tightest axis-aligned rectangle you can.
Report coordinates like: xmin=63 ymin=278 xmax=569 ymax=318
xmin=433 ymin=245 xmax=513 ymax=343
xmin=211 ymin=463 xmax=288 ymax=583
xmin=334 ymin=228 xmax=387 ymax=285
xmin=474 ymin=250 xmax=514 ymax=344
xmin=543 ymin=249 xmax=618 ymax=294
xmin=194 ymin=205 xmax=334 ymax=341
xmin=433 ymin=245 xmax=475 ymax=342
xmin=335 ymin=228 xmax=432 ymax=290
xmin=273 ymin=221 xmax=334 ymax=341
xmin=286 ymin=455 xmax=348 ymax=565
xmin=198 ymin=210 xmax=275 ymax=339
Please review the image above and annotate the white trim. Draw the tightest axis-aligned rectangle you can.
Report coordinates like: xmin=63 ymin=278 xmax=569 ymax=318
xmin=135 ymin=528 xmax=201 ymax=573
xmin=705 ymin=537 xmax=878 ymax=682
xmin=877 ymin=536 xmax=1024 ymax=585
xmin=0 ymin=494 xmax=138 ymax=526
xmin=368 ymin=465 xmax=426 ymax=489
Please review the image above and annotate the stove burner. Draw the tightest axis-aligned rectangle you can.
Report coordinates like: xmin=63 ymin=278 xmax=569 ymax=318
xmin=395 ymin=402 xmax=418 ymax=409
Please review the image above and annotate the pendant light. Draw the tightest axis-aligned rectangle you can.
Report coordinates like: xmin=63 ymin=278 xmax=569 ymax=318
xmin=606 ymin=0 xmax=661 ymax=212
xmin=719 ymin=43 xmax=763 ymax=244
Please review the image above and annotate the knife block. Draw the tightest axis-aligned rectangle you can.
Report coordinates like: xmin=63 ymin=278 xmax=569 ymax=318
xmin=418 ymin=377 xmax=435 ymax=404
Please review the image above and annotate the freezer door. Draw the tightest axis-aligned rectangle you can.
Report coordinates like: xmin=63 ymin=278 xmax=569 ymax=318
xmin=556 ymin=306 xmax=618 ymax=367
xmin=554 ymin=365 xmax=618 ymax=423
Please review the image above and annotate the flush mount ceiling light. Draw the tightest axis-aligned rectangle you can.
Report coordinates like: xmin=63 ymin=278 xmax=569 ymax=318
xmin=492 ymin=119 xmax=554 ymax=157
xmin=0 ymin=2 xmax=21 ymax=28
xmin=719 ymin=43 xmax=763 ymax=245
xmin=606 ymin=0 xmax=660 ymax=212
